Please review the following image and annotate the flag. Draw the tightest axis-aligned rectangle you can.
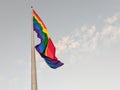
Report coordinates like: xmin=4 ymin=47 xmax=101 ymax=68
xmin=32 ymin=10 xmax=64 ymax=69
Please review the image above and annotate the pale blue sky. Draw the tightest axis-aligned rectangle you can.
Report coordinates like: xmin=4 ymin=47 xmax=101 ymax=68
xmin=0 ymin=0 xmax=120 ymax=90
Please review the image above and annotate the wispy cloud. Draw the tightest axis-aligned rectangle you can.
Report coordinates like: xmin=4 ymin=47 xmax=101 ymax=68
xmin=104 ymin=13 xmax=120 ymax=24
xmin=55 ymin=25 xmax=100 ymax=54
xmin=100 ymin=24 xmax=120 ymax=47
xmin=56 ymin=36 xmax=80 ymax=54
xmin=56 ymin=13 xmax=120 ymax=55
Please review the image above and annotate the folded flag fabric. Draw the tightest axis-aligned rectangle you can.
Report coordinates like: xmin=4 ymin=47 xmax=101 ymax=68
xmin=32 ymin=10 xmax=64 ymax=69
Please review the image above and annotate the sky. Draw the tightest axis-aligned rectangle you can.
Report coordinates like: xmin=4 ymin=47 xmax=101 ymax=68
xmin=0 ymin=0 xmax=120 ymax=90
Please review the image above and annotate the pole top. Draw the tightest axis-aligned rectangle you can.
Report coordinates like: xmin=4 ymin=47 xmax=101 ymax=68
xmin=31 ymin=6 xmax=33 ymax=9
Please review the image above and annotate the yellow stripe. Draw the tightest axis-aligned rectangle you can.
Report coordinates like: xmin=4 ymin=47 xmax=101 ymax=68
xmin=33 ymin=14 xmax=50 ymax=38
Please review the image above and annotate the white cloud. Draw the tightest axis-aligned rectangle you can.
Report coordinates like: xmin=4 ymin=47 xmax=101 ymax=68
xmin=69 ymin=41 xmax=80 ymax=49
xmin=56 ymin=25 xmax=98 ymax=53
xmin=101 ymin=24 xmax=120 ymax=48
xmin=56 ymin=13 xmax=120 ymax=55
xmin=104 ymin=13 xmax=120 ymax=24
xmin=56 ymin=35 xmax=80 ymax=54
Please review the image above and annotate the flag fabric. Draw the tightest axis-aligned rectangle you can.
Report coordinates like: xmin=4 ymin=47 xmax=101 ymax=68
xmin=32 ymin=10 xmax=64 ymax=69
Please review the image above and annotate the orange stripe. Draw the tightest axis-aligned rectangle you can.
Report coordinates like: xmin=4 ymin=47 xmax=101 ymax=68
xmin=45 ymin=39 xmax=57 ymax=60
xmin=33 ymin=10 xmax=47 ymax=29
xmin=33 ymin=10 xmax=50 ymax=38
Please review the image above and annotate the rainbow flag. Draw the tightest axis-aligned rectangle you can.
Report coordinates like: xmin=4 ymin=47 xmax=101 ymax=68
xmin=32 ymin=10 xmax=64 ymax=69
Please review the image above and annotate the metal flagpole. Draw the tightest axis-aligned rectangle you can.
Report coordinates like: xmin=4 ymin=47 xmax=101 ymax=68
xmin=31 ymin=6 xmax=38 ymax=90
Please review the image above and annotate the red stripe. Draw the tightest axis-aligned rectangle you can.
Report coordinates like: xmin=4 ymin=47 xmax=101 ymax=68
xmin=46 ymin=39 xmax=57 ymax=60
xmin=33 ymin=10 xmax=47 ymax=29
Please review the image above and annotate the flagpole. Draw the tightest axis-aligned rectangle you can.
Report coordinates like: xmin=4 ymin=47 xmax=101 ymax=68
xmin=31 ymin=6 xmax=38 ymax=90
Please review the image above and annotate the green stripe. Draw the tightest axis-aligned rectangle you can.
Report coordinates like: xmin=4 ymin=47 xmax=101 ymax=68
xmin=33 ymin=16 xmax=49 ymax=54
